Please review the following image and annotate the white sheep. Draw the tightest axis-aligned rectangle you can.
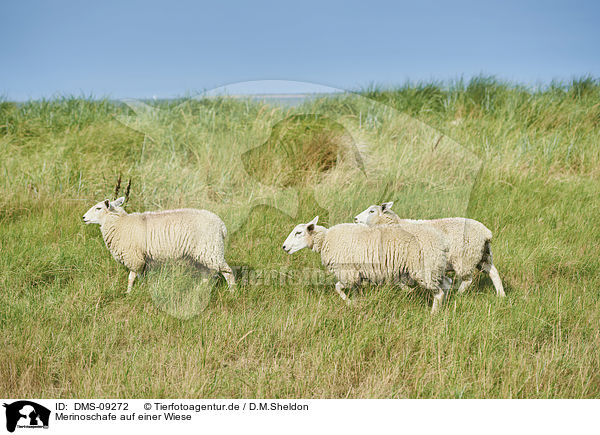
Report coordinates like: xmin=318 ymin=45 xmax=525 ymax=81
xmin=82 ymin=197 xmax=235 ymax=292
xmin=282 ymin=216 xmax=451 ymax=314
xmin=354 ymin=202 xmax=505 ymax=297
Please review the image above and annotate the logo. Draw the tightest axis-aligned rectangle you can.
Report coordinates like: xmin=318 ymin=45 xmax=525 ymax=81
xmin=114 ymin=80 xmax=482 ymax=316
xmin=3 ymin=401 xmax=50 ymax=433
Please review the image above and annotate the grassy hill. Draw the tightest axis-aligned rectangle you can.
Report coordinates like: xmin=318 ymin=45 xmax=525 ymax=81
xmin=1 ymin=77 xmax=599 ymax=398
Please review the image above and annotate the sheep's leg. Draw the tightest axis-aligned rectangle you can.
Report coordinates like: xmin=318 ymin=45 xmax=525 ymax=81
xmin=442 ymin=276 xmax=453 ymax=291
xmin=223 ymin=272 xmax=236 ymax=291
xmin=431 ymin=288 xmax=446 ymax=314
xmin=127 ymin=271 xmax=137 ymax=293
xmin=335 ymin=281 xmax=351 ymax=305
xmin=205 ymin=260 xmax=235 ymax=291
xmin=221 ymin=264 xmax=236 ymax=292
xmin=485 ymin=264 xmax=505 ymax=297
xmin=457 ymin=275 xmax=473 ymax=294
xmin=431 ymin=276 xmax=451 ymax=314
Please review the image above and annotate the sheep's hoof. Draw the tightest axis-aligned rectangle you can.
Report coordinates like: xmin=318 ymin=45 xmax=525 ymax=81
xmin=345 ymin=298 xmax=353 ymax=306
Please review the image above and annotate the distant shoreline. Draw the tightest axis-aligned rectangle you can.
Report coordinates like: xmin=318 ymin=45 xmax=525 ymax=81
xmin=203 ymin=92 xmax=345 ymax=107
xmin=208 ymin=93 xmax=342 ymax=99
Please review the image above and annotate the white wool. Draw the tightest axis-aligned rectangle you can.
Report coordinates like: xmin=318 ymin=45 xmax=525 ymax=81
xmin=354 ymin=203 xmax=504 ymax=296
xmin=101 ymin=208 xmax=229 ymax=272
xmin=283 ymin=218 xmax=450 ymax=312
xmin=311 ymin=223 xmax=449 ymax=291
xmin=83 ymin=198 xmax=235 ymax=291
xmin=374 ymin=213 xmax=490 ymax=277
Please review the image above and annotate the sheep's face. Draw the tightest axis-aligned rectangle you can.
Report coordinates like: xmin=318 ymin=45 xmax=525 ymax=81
xmin=354 ymin=204 xmax=382 ymax=225
xmin=282 ymin=216 xmax=318 ymax=254
xmin=354 ymin=201 xmax=394 ymax=225
xmin=83 ymin=197 xmax=125 ymax=225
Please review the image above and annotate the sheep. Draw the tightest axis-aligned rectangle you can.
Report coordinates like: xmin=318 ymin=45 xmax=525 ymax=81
xmin=282 ymin=216 xmax=451 ymax=314
xmin=82 ymin=196 xmax=235 ymax=293
xmin=354 ymin=202 xmax=505 ymax=297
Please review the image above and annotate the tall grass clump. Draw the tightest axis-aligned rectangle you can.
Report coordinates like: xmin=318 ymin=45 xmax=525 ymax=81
xmin=241 ymin=114 xmax=357 ymax=187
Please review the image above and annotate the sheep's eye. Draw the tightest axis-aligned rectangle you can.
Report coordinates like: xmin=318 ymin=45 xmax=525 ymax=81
xmin=295 ymin=231 xmax=302 ymax=236
xmin=369 ymin=210 xmax=375 ymax=213
xmin=96 ymin=207 xmax=101 ymax=210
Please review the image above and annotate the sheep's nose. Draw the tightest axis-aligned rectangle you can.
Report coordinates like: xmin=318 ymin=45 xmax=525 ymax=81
xmin=353 ymin=217 xmax=358 ymax=223
xmin=282 ymin=244 xmax=286 ymax=250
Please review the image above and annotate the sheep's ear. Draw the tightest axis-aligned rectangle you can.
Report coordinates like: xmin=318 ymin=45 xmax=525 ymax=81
xmin=381 ymin=201 xmax=394 ymax=211
xmin=112 ymin=196 xmax=125 ymax=207
xmin=306 ymin=216 xmax=319 ymax=232
xmin=104 ymin=200 xmax=110 ymax=208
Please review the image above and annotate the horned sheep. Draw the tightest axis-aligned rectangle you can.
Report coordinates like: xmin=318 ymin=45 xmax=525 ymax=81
xmin=354 ymin=202 xmax=504 ymax=297
xmin=282 ymin=216 xmax=451 ymax=314
xmin=83 ymin=197 xmax=236 ymax=292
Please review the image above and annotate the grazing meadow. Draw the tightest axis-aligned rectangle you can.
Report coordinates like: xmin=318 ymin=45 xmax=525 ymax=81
xmin=1 ymin=77 xmax=599 ymax=398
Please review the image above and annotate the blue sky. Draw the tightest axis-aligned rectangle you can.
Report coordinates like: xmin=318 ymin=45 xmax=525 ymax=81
xmin=1 ymin=0 xmax=599 ymax=100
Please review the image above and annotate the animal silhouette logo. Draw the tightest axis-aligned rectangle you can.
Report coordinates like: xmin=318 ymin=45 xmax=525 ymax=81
xmin=3 ymin=401 xmax=50 ymax=432
xmin=114 ymin=80 xmax=483 ymax=316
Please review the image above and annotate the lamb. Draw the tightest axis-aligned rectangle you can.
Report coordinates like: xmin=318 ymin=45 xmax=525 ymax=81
xmin=354 ymin=202 xmax=505 ymax=297
xmin=282 ymin=216 xmax=451 ymax=314
xmin=82 ymin=196 xmax=235 ymax=293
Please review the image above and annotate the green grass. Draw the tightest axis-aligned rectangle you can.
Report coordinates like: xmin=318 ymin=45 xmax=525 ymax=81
xmin=1 ymin=77 xmax=600 ymax=398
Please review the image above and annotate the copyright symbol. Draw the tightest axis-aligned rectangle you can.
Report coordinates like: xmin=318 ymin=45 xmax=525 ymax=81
xmin=144 ymin=403 xmax=152 ymax=410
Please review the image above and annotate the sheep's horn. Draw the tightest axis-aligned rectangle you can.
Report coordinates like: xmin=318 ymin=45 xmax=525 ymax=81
xmin=124 ymin=179 xmax=131 ymax=202
xmin=113 ymin=174 xmax=122 ymax=200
